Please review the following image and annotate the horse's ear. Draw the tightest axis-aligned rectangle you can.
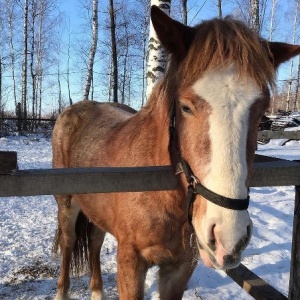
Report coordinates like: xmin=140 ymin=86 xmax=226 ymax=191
xmin=268 ymin=42 xmax=300 ymax=68
xmin=151 ymin=5 xmax=195 ymax=60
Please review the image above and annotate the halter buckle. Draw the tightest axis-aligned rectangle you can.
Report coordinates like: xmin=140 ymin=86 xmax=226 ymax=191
xmin=190 ymin=175 xmax=199 ymax=187
xmin=175 ymin=162 xmax=184 ymax=175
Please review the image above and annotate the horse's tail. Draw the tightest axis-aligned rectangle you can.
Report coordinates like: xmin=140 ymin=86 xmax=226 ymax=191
xmin=53 ymin=211 xmax=92 ymax=276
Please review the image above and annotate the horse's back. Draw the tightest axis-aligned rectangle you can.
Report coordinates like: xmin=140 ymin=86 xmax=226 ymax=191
xmin=52 ymin=100 xmax=136 ymax=168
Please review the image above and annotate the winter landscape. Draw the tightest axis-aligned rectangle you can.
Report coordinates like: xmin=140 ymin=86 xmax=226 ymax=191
xmin=0 ymin=129 xmax=299 ymax=299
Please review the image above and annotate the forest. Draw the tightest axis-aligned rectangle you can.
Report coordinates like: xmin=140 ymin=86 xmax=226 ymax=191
xmin=0 ymin=0 xmax=299 ymax=127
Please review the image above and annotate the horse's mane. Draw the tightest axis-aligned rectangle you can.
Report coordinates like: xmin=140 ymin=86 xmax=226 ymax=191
xmin=179 ymin=17 xmax=275 ymax=89
xmin=146 ymin=17 xmax=275 ymax=114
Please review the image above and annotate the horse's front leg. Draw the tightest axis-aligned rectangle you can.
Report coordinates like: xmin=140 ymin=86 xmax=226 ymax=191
xmin=158 ymin=253 xmax=197 ymax=300
xmin=117 ymin=245 xmax=148 ymax=300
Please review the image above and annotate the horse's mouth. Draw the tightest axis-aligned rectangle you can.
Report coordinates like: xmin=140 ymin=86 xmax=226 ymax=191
xmin=196 ymin=237 xmax=241 ymax=270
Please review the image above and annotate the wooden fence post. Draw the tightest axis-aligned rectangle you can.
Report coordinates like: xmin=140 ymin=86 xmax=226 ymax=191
xmin=288 ymin=185 xmax=300 ymax=300
xmin=0 ymin=151 xmax=18 ymax=174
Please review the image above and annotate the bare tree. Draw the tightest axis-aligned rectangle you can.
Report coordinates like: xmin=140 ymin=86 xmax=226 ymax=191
xmin=286 ymin=0 xmax=300 ymax=112
xmin=269 ymin=0 xmax=277 ymax=41
xmin=65 ymin=16 xmax=73 ymax=105
xmin=217 ymin=0 xmax=223 ymax=18
xmin=109 ymin=0 xmax=118 ymax=103
xmin=29 ymin=0 xmax=37 ymax=121
xmin=146 ymin=0 xmax=171 ymax=99
xmin=182 ymin=0 xmax=187 ymax=24
xmin=250 ymin=0 xmax=260 ymax=33
xmin=83 ymin=0 xmax=98 ymax=100
xmin=21 ymin=0 xmax=29 ymax=130
xmin=5 ymin=0 xmax=18 ymax=113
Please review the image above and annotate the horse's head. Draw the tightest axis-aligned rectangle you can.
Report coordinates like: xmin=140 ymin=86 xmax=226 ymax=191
xmin=151 ymin=6 xmax=300 ymax=270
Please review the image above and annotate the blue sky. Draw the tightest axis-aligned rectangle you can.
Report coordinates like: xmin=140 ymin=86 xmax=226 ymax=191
xmin=53 ymin=0 xmax=297 ymax=111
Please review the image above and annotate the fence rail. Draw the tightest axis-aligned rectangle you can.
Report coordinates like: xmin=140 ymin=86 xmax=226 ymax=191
xmin=258 ymin=130 xmax=300 ymax=140
xmin=0 ymin=151 xmax=299 ymax=300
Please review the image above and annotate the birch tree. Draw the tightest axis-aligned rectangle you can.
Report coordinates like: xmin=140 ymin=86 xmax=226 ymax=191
xmin=269 ymin=0 xmax=277 ymax=114
xmin=109 ymin=0 xmax=118 ymax=103
xmin=21 ymin=0 xmax=29 ymax=130
xmin=83 ymin=0 xmax=98 ymax=100
xmin=286 ymin=0 xmax=300 ymax=112
xmin=146 ymin=0 xmax=171 ymax=99
xmin=217 ymin=0 xmax=223 ymax=18
xmin=182 ymin=0 xmax=187 ymax=24
xmin=65 ymin=16 xmax=73 ymax=106
xmin=6 ymin=0 xmax=19 ymax=113
xmin=269 ymin=0 xmax=277 ymax=41
xmin=250 ymin=0 xmax=260 ymax=33
xmin=141 ymin=1 xmax=150 ymax=105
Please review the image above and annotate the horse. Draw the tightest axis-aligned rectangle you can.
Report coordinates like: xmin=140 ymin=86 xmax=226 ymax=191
xmin=52 ymin=5 xmax=300 ymax=300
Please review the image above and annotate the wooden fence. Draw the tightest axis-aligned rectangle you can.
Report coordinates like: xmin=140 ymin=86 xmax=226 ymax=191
xmin=257 ymin=130 xmax=300 ymax=140
xmin=0 ymin=151 xmax=299 ymax=300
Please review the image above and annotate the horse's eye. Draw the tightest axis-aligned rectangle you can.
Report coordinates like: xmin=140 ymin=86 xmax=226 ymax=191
xmin=181 ymin=105 xmax=192 ymax=114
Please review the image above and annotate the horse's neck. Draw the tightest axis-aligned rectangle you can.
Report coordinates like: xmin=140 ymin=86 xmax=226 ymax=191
xmin=113 ymin=93 xmax=171 ymax=166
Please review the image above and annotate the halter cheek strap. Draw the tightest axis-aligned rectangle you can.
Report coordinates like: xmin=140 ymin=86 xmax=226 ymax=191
xmin=169 ymin=113 xmax=250 ymax=226
xmin=177 ymin=159 xmax=250 ymax=225
xmin=176 ymin=158 xmax=250 ymax=224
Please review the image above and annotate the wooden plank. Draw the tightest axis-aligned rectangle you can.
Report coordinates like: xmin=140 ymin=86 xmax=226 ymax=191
xmin=226 ymin=263 xmax=287 ymax=300
xmin=255 ymin=154 xmax=285 ymax=163
xmin=258 ymin=130 xmax=300 ymax=140
xmin=252 ymin=161 xmax=300 ymax=187
xmin=0 ymin=151 xmax=18 ymax=174
xmin=0 ymin=155 xmax=299 ymax=197
xmin=288 ymin=185 xmax=300 ymax=300
xmin=0 ymin=166 xmax=178 ymax=197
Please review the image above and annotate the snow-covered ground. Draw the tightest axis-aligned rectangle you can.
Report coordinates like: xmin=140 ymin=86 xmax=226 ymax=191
xmin=0 ymin=134 xmax=299 ymax=300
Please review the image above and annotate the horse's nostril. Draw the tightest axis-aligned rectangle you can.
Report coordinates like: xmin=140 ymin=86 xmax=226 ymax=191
xmin=223 ymin=255 xmax=236 ymax=265
xmin=208 ymin=239 xmax=216 ymax=251
xmin=247 ymin=225 xmax=252 ymax=240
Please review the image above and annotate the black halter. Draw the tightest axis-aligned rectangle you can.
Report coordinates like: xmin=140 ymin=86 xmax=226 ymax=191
xmin=169 ymin=113 xmax=250 ymax=225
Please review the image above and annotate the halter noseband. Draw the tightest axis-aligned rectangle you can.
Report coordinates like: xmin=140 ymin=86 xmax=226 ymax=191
xmin=169 ymin=113 xmax=250 ymax=226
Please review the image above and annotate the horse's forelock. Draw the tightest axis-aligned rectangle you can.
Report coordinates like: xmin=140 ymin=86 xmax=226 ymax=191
xmin=165 ymin=17 xmax=275 ymax=93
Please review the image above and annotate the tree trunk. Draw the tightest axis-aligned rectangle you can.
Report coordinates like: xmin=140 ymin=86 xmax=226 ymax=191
xmin=121 ymin=21 xmax=129 ymax=104
xmin=58 ymin=64 xmax=62 ymax=114
xmin=109 ymin=0 xmax=118 ymax=103
xmin=182 ymin=0 xmax=187 ymax=25
xmin=83 ymin=0 xmax=99 ymax=100
xmin=268 ymin=0 xmax=276 ymax=114
xmin=30 ymin=0 xmax=36 ymax=125
xmin=36 ymin=3 xmax=43 ymax=120
xmin=217 ymin=0 xmax=223 ymax=18
xmin=146 ymin=0 xmax=171 ymax=99
xmin=294 ymin=58 xmax=300 ymax=111
xmin=107 ymin=58 xmax=112 ymax=102
xmin=66 ymin=16 xmax=72 ymax=106
xmin=21 ymin=0 xmax=29 ymax=130
xmin=141 ymin=1 xmax=150 ymax=106
xmin=6 ymin=0 xmax=18 ymax=114
xmin=286 ymin=0 xmax=300 ymax=112
xmin=250 ymin=0 xmax=260 ymax=33
xmin=269 ymin=0 xmax=276 ymax=40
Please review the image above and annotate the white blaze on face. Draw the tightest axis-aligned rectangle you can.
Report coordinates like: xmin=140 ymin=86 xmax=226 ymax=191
xmin=192 ymin=65 xmax=260 ymax=259
xmin=192 ymin=65 xmax=261 ymax=199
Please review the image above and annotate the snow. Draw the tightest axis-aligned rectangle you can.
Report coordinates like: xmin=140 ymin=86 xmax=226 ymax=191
xmin=0 ymin=134 xmax=299 ymax=299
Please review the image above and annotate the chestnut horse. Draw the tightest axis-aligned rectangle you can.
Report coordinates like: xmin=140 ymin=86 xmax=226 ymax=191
xmin=52 ymin=6 xmax=300 ymax=300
